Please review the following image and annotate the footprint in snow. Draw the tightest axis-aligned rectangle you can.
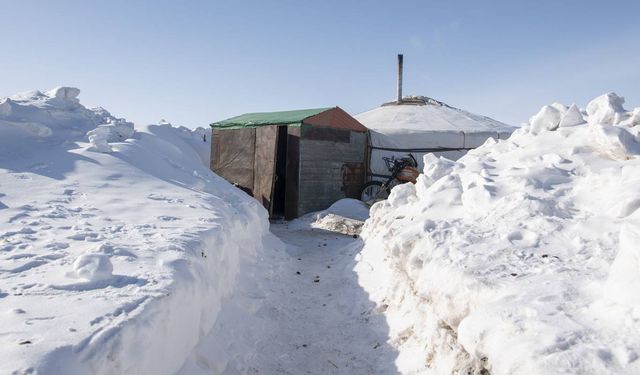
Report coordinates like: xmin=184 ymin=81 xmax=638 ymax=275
xmin=5 ymin=253 xmax=37 ymax=260
xmin=45 ymin=242 xmax=70 ymax=250
xmin=147 ymin=194 xmax=184 ymax=204
xmin=67 ymin=232 xmax=101 ymax=241
xmin=5 ymin=259 xmax=48 ymax=274
xmin=158 ymin=215 xmax=180 ymax=221
xmin=96 ymin=243 xmax=138 ymax=259
xmin=105 ymin=173 xmax=123 ymax=180
xmin=1 ymin=227 xmax=37 ymax=238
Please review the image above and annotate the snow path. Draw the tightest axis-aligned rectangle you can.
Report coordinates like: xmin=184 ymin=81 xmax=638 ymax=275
xmin=215 ymin=223 xmax=400 ymax=374
xmin=251 ymin=223 xmax=400 ymax=374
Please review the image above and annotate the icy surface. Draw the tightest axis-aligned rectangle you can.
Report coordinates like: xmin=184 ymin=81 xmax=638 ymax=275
xmin=0 ymin=88 xmax=270 ymax=374
xmin=356 ymin=93 xmax=640 ymax=374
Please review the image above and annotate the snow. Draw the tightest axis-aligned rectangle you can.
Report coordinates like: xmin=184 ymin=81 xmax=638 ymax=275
xmin=324 ymin=198 xmax=371 ymax=221
xmin=559 ymin=104 xmax=586 ymax=128
xmin=529 ymin=103 xmax=564 ymax=133
xmin=355 ymin=92 xmax=640 ymax=374
xmin=587 ymin=92 xmax=627 ymax=125
xmin=607 ymin=224 xmax=640 ymax=306
xmin=355 ymin=96 xmax=516 ymax=179
xmin=71 ymin=253 xmax=114 ymax=281
xmin=86 ymin=121 xmax=135 ymax=153
xmin=5 ymin=84 xmax=640 ymax=374
xmin=178 ymin=222 xmax=398 ymax=374
xmin=289 ymin=198 xmax=370 ymax=235
xmin=0 ymin=87 xmax=271 ymax=374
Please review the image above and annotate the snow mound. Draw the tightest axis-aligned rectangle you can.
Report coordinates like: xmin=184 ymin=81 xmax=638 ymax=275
xmin=587 ymin=92 xmax=627 ymax=125
xmin=71 ymin=253 xmax=114 ymax=281
xmin=0 ymin=88 xmax=271 ymax=374
xmin=528 ymin=92 xmax=640 ymax=135
xmin=325 ymin=198 xmax=370 ymax=221
xmin=0 ymin=87 xmax=135 ymax=156
xmin=559 ymin=103 xmax=586 ymax=127
xmin=289 ymin=198 xmax=370 ymax=235
xmin=45 ymin=86 xmax=81 ymax=103
xmin=356 ymin=93 xmax=640 ymax=374
xmin=86 ymin=119 xmax=136 ymax=153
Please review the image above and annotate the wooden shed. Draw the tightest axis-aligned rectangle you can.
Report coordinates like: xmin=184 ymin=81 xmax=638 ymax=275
xmin=210 ymin=107 xmax=368 ymax=219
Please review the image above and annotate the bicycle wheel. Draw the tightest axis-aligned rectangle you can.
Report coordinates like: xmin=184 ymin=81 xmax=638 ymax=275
xmin=360 ymin=181 xmax=390 ymax=203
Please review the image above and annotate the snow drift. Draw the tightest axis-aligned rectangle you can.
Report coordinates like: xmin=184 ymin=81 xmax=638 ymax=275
xmin=0 ymin=88 xmax=273 ymax=374
xmin=356 ymin=92 xmax=640 ymax=374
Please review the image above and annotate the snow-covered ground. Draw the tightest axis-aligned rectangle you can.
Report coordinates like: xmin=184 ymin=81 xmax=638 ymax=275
xmin=180 ymin=221 xmax=398 ymax=374
xmin=0 ymin=88 xmax=274 ymax=374
xmin=356 ymin=93 xmax=640 ymax=374
xmin=5 ymin=85 xmax=640 ymax=375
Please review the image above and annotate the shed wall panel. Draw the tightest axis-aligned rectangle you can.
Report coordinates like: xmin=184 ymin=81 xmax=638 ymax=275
xmin=253 ymin=126 xmax=279 ymax=213
xmin=211 ymin=128 xmax=256 ymax=194
xmin=285 ymin=127 xmax=301 ymax=220
xmin=297 ymin=130 xmax=366 ymax=215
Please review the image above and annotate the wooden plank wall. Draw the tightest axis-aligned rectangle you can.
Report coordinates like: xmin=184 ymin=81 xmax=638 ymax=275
xmin=285 ymin=127 xmax=300 ymax=220
xmin=297 ymin=128 xmax=366 ymax=216
xmin=211 ymin=128 xmax=256 ymax=193
xmin=253 ymin=126 xmax=279 ymax=213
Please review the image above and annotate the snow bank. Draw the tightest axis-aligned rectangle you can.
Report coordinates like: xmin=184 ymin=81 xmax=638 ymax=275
xmin=0 ymin=88 xmax=271 ymax=374
xmin=356 ymin=93 xmax=640 ymax=374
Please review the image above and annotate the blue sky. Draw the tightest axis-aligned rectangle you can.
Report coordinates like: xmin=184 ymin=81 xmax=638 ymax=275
xmin=2 ymin=0 xmax=639 ymax=127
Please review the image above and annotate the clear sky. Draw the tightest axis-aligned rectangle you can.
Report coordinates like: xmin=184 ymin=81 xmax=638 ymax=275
xmin=2 ymin=0 xmax=639 ymax=128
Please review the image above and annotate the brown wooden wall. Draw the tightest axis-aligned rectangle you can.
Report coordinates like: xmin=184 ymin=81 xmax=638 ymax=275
xmin=284 ymin=127 xmax=300 ymax=220
xmin=211 ymin=128 xmax=256 ymax=193
xmin=253 ymin=126 xmax=278 ymax=213
xmin=295 ymin=126 xmax=367 ymax=216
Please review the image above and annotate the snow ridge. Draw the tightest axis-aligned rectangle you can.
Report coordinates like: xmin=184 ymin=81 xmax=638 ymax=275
xmin=356 ymin=92 xmax=640 ymax=374
xmin=0 ymin=87 xmax=271 ymax=374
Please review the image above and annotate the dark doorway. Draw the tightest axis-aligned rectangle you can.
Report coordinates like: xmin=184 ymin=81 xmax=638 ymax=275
xmin=272 ymin=126 xmax=288 ymax=217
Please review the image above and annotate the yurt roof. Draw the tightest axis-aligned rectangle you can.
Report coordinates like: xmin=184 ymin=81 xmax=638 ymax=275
xmin=356 ymin=96 xmax=516 ymax=149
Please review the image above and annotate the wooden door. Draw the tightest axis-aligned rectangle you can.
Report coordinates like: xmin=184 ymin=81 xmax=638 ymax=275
xmin=212 ymin=128 xmax=256 ymax=194
xmin=253 ymin=126 xmax=279 ymax=214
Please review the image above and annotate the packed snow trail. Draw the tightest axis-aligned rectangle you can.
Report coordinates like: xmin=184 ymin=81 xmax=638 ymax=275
xmin=181 ymin=220 xmax=400 ymax=374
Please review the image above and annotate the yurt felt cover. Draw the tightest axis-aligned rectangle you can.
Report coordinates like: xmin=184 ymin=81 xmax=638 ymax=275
xmin=356 ymin=98 xmax=515 ymax=179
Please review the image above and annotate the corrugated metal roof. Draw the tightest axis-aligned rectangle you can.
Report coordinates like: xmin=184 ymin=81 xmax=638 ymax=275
xmin=211 ymin=107 xmax=332 ymax=129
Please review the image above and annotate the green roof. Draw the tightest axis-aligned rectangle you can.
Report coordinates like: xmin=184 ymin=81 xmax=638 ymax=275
xmin=211 ymin=107 xmax=332 ymax=129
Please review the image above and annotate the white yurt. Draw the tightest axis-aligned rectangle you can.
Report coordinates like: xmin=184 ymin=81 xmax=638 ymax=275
xmin=356 ymin=95 xmax=515 ymax=180
xmin=357 ymin=54 xmax=516 ymax=181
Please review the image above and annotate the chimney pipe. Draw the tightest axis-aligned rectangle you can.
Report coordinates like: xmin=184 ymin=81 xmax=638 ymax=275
xmin=397 ymin=54 xmax=403 ymax=104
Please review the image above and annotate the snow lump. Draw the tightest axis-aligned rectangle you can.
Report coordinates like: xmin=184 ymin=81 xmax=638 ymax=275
xmin=71 ymin=253 xmax=114 ymax=281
